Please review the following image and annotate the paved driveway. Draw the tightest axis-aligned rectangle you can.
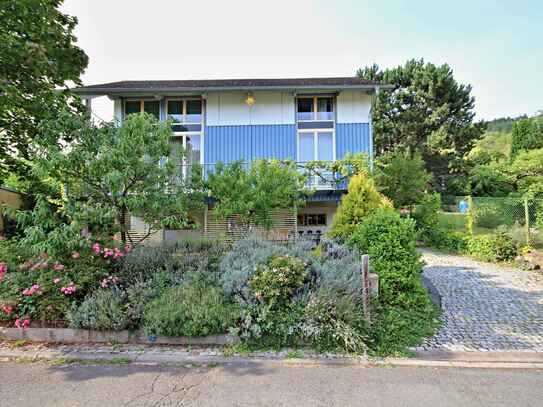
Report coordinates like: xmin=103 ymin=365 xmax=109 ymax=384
xmin=421 ymin=249 xmax=543 ymax=352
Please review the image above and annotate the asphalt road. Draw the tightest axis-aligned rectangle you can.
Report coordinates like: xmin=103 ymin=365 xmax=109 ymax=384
xmin=0 ymin=361 xmax=542 ymax=406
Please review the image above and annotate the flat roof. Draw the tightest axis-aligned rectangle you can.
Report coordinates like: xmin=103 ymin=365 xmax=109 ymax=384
xmin=72 ymin=77 xmax=392 ymax=97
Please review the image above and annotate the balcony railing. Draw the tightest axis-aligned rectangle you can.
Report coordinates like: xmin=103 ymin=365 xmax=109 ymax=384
xmin=171 ymin=162 xmax=348 ymax=190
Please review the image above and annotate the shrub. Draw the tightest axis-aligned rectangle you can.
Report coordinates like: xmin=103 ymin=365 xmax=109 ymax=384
xmin=219 ymin=235 xmax=290 ymax=301
xmin=119 ymin=238 xmax=226 ymax=285
xmin=143 ymin=280 xmax=240 ymax=337
xmin=299 ymin=289 xmax=369 ymax=353
xmin=412 ymin=193 xmax=440 ymax=240
xmin=68 ymin=290 xmax=129 ymax=331
xmin=370 ymin=302 xmax=440 ymax=356
xmin=249 ymin=255 xmax=308 ymax=307
xmin=423 ymin=229 xmax=468 ymax=252
xmin=329 ymin=172 xmax=392 ymax=240
xmin=464 ymin=232 xmax=517 ymax=262
xmin=347 ymin=209 xmax=429 ymax=309
xmin=313 ymin=238 xmax=363 ymax=296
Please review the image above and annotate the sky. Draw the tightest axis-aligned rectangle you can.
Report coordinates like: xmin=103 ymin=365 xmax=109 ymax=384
xmin=61 ymin=0 xmax=543 ymax=122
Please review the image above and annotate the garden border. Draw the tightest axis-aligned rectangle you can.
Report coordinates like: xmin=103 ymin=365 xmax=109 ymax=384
xmin=0 ymin=327 xmax=238 ymax=346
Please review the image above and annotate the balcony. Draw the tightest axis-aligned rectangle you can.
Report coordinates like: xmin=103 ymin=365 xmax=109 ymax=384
xmin=171 ymin=162 xmax=349 ymax=191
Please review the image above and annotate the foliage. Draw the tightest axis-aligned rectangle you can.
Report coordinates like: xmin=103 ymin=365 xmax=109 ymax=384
xmin=220 ymin=236 xmax=290 ymax=300
xmin=118 ymin=238 xmax=226 ymax=286
xmin=468 ymin=162 xmax=513 ymax=197
xmin=358 ymin=60 xmax=485 ymax=191
xmin=0 ymin=0 xmax=88 ymax=182
xmin=422 ymin=229 xmax=468 ymax=253
xmin=412 ymin=193 xmax=441 ymax=240
xmin=370 ymin=302 xmax=440 ymax=356
xmin=329 ymin=171 xmax=392 ymax=240
xmin=207 ymin=159 xmax=307 ymax=231
xmin=510 ymin=118 xmax=542 ymax=158
xmin=143 ymin=280 xmax=240 ymax=337
xmin=299 ymin=289 xmax=368 ymax=353
xmin=33 ymin=113 xmax=205 ymax=246
xmin=509 ymin=148 xmax=543 ymax=198
xmin=485 ymin=115 xmax=528 ymax=133
xmin=374 ymin=149 xmax=431 ymax=208
xmin=348 ymin=209 xmax=429 ymax=309
xmin=0 ymin=247 xmax=113 ymax=324
xmin=464 ymin=233 xmax=518 ymax=262
xmin=68 ymin=289 xmax=129 ymax=331
xmin=249 ymin=255 xmax=308 ymax=307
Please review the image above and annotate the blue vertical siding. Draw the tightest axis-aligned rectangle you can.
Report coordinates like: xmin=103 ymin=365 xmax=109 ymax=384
xmin=336 ymin=123 xmax=371 ymax=159
xmin=251 ymin=124 xmax=296 ymax=160
xmin=205 ymin=124 xmax=296 ymax=164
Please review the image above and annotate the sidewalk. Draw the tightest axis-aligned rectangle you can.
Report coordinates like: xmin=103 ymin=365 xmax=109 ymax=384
xmin=2 ymin=344 xmax=543 ymax=370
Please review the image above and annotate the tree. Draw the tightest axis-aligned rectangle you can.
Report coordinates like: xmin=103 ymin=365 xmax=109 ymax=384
xmin=357 ymin=59 xmax=485 ymax=191
xmin=25 ymin=113 xmax=204 ymax=247
xmin=509 ymin=148 xmax=543 ymax=198
xmin=374 ymin=149 xmax=431 ymax=208
xmin=329 ymin=170 xmax=392 ymax=240
xmin=510 ymin=118 xmax=542 ymax=157
xmin=0 ymin=0 xmax=88 ymax=182
xmin=207 ymin=160 xmax=307 ymax=231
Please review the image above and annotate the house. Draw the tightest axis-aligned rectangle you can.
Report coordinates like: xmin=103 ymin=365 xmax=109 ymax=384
xmin=73 ymin=77 xmax=388 ymax=241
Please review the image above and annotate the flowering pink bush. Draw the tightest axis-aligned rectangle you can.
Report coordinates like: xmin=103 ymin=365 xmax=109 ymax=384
xmin=53 ymin=278 xmax=61 ymax=284
xmin=0 ymin=262 xmax=6 ymax=281
xmin=14 ymin=318 xmax=30 ymax=329
xmin=92 ymin=242 xmax=101 ymax=254
xmin=71 ymin=251 xmax=80 ymax=259
xmin=1 ymin=305 xmax=13 ymax=316
xmin=60 ymin=282 xmax=76 ymax=295
xmin=22 ymin=284 xmax=42 ymax=296
xmin=101 ymin=275 xmax=120 ymax=288
xmin=53 ymin=263 xmax=65 ymax=271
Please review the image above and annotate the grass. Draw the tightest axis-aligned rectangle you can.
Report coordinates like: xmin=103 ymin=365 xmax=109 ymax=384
xmin=8 ymin=340 xmax=29 ymax=349
xmin=285 ymin=349 xmax=304 ymax=359
xmin=222 ymin=342 xmax=252 ymax=357
xmin=437 ymin=212 xmax=467 ymax=232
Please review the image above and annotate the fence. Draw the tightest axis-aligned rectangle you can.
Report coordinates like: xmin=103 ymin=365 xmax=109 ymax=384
xmin=440 ymin=196 xmax=543 ymax=248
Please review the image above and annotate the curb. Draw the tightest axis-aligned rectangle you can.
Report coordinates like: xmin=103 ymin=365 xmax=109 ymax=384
xmin=1 ymin=349 xmax=543 ymax=370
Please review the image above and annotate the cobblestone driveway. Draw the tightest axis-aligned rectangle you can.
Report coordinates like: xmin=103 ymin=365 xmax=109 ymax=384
xmin=420 ymin=249 xmax=543 ymax=352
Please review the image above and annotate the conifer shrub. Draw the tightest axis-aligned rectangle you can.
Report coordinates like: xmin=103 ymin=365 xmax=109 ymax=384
xmin=329 ymin=172 xmax=392 ymax=240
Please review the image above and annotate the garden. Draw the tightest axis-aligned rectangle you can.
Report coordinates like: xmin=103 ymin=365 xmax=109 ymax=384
xmin=0 ymin=113 xmax=439 ymax=357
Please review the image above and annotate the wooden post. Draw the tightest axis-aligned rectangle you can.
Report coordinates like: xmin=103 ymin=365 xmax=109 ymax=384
xmin=524 ymin=196 xmax=531 ymax=246
xmin=361 ymin=254 xmax=371 ymax=323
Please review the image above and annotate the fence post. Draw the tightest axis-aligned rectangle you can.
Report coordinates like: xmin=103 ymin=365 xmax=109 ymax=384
xmin=524 ymin=196 xmax=531 ymax=246
xmin=467 ymin=195 xmax=474 ymax=236
xmin=361 ymin=254 xmax=371 ymax=323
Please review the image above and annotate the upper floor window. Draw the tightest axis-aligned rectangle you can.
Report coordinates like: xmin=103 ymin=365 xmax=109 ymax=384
xmin=296 ymin=96 xmax=334 ymax=122
xmin=167 ymin=99 xmax=202 ymax=133
xmin=124 ymin=100 xmax=160 ymax=120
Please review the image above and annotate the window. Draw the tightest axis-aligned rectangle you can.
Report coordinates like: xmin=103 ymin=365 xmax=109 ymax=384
xmin=167 ymin=99 xmax=202 ymax=132
xmin=298 ymin=131 xmax=335 ymax=187
xmin=296 ymin=96 xmax=333 ymax=122
xmin=124 ymin=100 xmax=160 ymax=119
xmin=297 ymin=213 xmax=327 ymax=226
xmin=169 ymin=134 xmax=202 ymax=180
xmin=298 ymin=131 xmax=334 ymax=162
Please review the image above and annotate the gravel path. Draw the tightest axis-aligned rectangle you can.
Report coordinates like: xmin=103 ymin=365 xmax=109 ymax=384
xmin=420 ymin=249 xmax=543 ymax=352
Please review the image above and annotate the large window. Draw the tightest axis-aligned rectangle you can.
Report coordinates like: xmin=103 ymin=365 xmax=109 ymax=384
xmin=124 ymin=100 xmax=160 ymax=119
xmin=167 ymin=99 xmax=202 ymax=132
xmin=296 ymin=96 xmax=333 ymax=122
xmin=170 ymin=134 xmax=202 ymax=181
xmin=298 ymin=131 xmax=334 ymax=162
xmin=298 ymin=131 xmax=334 ymax=188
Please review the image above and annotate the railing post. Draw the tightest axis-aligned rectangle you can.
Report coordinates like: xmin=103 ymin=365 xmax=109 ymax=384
xmin=467 ymin=195 xmax=474 ymax=236
xmin=361 ymin=254 xmax=371 ymax=323
xmin=524 ymin=196 xmax=531 ymax=246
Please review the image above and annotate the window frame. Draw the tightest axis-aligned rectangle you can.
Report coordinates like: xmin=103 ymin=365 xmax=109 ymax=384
xmin=166 ymin=97 xmax=203 ymax=134
xmin=296 ymin=95 xmax=335 ymax=122
xmin=123 ymin=98 xmax=161 ymax=120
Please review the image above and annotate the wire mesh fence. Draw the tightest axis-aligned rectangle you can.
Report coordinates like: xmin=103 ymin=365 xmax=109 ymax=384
xmin=440 ymin=196 xmax=543 ymax=248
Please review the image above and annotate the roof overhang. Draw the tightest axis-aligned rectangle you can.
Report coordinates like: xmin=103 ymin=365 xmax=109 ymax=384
xmin=73 ymin=83 xmax=393 ymax=99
